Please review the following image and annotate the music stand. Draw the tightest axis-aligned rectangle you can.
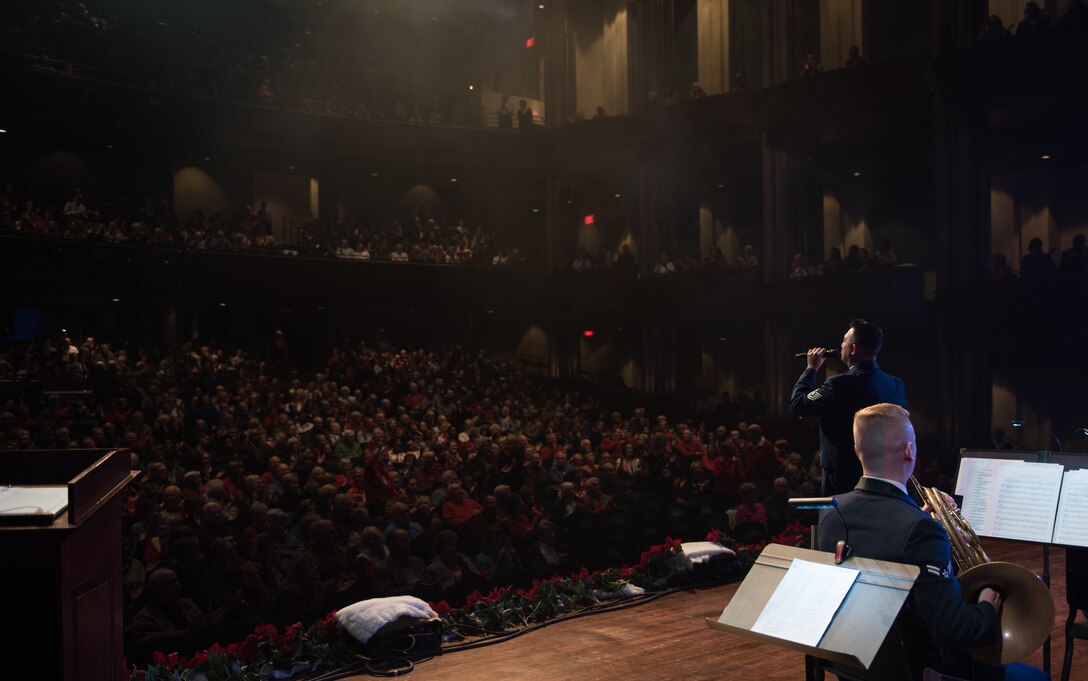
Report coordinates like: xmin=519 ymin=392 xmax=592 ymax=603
xmin=706 ymin=543 xmax=919 ymax=681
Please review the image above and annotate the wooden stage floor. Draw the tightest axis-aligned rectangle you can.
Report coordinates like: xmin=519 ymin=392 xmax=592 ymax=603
xmin=350 ymin=540 xmax=1086 ymax=681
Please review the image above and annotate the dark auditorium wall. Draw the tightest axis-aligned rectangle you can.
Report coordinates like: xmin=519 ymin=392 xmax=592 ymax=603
xmin=861 ymin=0 xmax=934 ymax=63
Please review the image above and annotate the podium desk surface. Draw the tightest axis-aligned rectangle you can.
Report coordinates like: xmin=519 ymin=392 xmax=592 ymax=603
xmin=0 ymin=449 xmax=135 ymax=531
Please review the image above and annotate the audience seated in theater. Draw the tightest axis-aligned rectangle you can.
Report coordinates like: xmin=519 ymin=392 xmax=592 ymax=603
xmin=0 ymin=332 xmax=827 ymax=663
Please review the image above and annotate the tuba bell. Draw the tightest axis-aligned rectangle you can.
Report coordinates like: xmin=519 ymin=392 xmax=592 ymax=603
xmin=911 ymin=478 xmax=1054 ymax=665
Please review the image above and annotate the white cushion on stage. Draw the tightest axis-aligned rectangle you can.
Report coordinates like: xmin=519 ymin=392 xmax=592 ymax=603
xmin=681 ymin=541 xmax=736 ymax=566
xmin=336 ymin=596 xmax=439 ymax=644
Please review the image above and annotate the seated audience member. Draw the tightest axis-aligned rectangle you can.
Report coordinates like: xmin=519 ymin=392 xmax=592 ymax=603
xmin=734 ymin=482 xmax=768 ymax=531
xmin=742 ymin=424 xmax=778 ymax=495
xmin=874 ymin=237 xmax=898 ymax=268
xmin=762 ymin=476 xmax=796 ymax=535
xmin=441 ymin=483 xmax=483 ymax=528
xmin=1059 ymin=233 xmax=1086 ymax=276
xmin=374 ymin=528 xmax=436 ymax=597
xmin=1059 ymin=0 xmax=1088 ymax=24
xmin=978 ymin=14 xmax=1011 ymax=41
xmin=428 ymin=529 xmax=483 ymax=594
xmin=824 ymin=247 xmax=845 ymax=278
xmin=788 ymin=253 xmax=810 ymax=279
xmin=653 ymin=253 xmax=676 ymax=275
xmin=985 ymin=252 xmax=1017 ymax=282
xmin=271 ymin=551 xmax=343 ymax=616
xmin=475 ymin=526 xmax=526 ymax=584
xmin=844 ymin=45 xmax=869 ymax=67
xmin=384 ymin=501 xmax=424 ymax=540
xmin=1020 ymin=237 xmax=1056 ymax=280
xmin=522 ymin=520 xmax=575 ymax=578
xmin=1017 ymin=1 xmax=1051 ymax=33
xmin=738 ymin=244 xmax=759 ymax=267
xmin=800 ymin=53 xmax=823 ymax=77
xmin=128 ymin=568 xmax=213 ymax=647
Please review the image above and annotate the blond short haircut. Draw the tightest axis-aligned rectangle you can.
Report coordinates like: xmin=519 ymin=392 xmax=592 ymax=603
xmin=853 ymin=403 xmax=912 ymax=469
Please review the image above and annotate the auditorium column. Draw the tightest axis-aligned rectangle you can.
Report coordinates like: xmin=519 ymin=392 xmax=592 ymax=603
xmin=762 ymin=139 xmax=817 ymax=416
xmin=545 ymin=178 xmax=565 ymax=274
xmin=634 ymin=146 xmax=677 ymax=394
xmin=544 ymin=0 xmax=575 ymax=128
xmin=933 ymin=88 xmax=990 ymax=449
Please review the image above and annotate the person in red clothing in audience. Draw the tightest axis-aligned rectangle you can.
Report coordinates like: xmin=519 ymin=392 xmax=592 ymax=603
xmin=364 ymin=448 xmax=400 ymax=515
xmin=735 ymin=482 xmax=768 ymax=531
xmin=742 ymin=424 xmax=778 ymax=496
xmin=441 ymin=483 xmax=483 ymax=528
xmin=703 ymin=442 xmax=744 ymax=503
xmin=673 ymin=426 xmax=704 ymax=458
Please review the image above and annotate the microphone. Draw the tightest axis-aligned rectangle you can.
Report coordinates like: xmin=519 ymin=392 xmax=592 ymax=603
xmin=793 ymin=348 xmax=838 ymax=358
xmin=790 ymin=496 xmax=851 ymax=564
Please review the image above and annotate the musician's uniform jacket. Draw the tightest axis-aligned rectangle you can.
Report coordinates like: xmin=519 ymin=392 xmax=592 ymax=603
xmin=790 ymin=360 xmax=907 ymax=494
xmin=818 ymin=477 xmax=1000 ymax=679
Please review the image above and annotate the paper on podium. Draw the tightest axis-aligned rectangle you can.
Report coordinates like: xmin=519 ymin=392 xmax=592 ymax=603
xmin=751 ymin=558 xmax=859 ymax=647
xmin=0 ymin=485 xmax=69 ymax=517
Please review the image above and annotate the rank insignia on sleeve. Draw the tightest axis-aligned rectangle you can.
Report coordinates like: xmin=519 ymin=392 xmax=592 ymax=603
xmin=807 ymin=389 xmax=822 ymax=401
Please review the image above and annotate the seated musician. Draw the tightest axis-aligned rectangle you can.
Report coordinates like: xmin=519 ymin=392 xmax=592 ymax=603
xmin=817 ymin=403 xmax=1046 ymax=681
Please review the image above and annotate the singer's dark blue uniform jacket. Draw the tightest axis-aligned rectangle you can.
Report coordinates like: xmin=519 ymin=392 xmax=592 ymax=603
xmin=817 ymin=477 xmax=999 ymax=679
xmin=790 ymin=360 xmax=907 ymax=494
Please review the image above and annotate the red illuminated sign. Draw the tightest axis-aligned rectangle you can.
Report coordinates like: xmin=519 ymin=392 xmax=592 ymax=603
xmin=584 ymin=214 xmax=594 ymax=225
xmin=526 ymin=36 xmax=535 ymax=48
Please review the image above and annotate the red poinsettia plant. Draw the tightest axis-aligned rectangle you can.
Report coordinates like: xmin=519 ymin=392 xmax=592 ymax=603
xmin=707 ymin=521 xmax=810 ymax=557
xmin=127 ymin=611 xmax=341 ymax=681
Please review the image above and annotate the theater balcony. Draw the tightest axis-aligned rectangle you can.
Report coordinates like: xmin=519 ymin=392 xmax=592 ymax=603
xmin=938 ymin=277 xmax=1088 ymax=365
xmin=0 ymin=235 xmax=761 ymax=323
xmin=760 ymin=266 xmax=928 ymax=334
xmin=543 ymin=92 xmax=758 ymax=178
xmin=754 ymin=59 xmax=934 ymax=157
xmin=0 ymin=58 xmax=546 ymax=168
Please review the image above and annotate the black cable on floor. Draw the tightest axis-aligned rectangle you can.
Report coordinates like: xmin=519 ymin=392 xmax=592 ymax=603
xmin=310 ymin=577 xmax=740 ymax=678
xmin=440 ymin=577 xmax=736 ymax=654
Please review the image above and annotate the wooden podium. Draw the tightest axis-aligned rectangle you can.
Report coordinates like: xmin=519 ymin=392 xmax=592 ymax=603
xmin=707 ymin=543 xmax=920 ymax=681
xmin=0 ymin=449 xmax=136 ymax=681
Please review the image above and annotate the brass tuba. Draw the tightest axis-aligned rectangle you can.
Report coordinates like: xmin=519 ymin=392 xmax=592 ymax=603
xmin=911 ymin=478 xmax=1054 ymax=664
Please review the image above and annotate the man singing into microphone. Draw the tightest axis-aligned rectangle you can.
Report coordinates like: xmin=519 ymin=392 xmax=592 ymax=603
xmin=790 ymin=318 xmax=906 ymax=495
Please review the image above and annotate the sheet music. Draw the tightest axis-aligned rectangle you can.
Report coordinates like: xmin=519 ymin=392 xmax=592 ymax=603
xmin=0 ymin=485 xmax=69 ymax=516
xmin=958 ymin=459 xmax=1063 ymax=543
xmin=1053 ymin=469 xmax=1088 ymax=548
xmin=751 ymin=559 xmax=858 ymax=647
